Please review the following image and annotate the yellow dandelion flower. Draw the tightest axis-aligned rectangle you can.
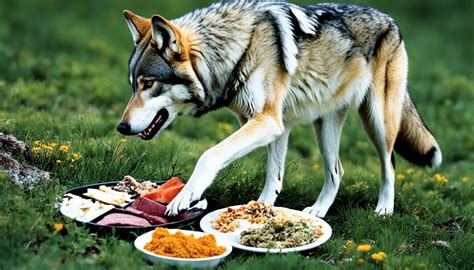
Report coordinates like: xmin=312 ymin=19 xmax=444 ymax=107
xmin=59 ymin=145 xmax=70 ymax=153
xmin=357 ymin=244 xmax=372 ymax=252
xmin=72 ymin=153 xmax=81 ymax=160
xmin=396 ymin=173 xmax=406 ymax=181
xmin=405 ymin=168 xmax=414 ymax=174
xmin=371 ymin=251 xmax=387 ymax=262
xmin=56 ymin=160 xmax=62 ymax=165
xmin=46 ymin=146 xmax=54 ymax=151
xmin=41 ymin=144 xmax=48 ymax=149
xmin=34 ymin=140 xmax=42 ymax=146
xmin=433 ymin=174 xmax=448 ymax=184
xmin=32 ymin=147 xmax=41 ymax=153
xmin=50 ymin=143 xmax=58 ymax=148
xmin=356 ymin=258 xmax=365 ymax=264
xmin=53 ymin=223 xmax=64 ymax=232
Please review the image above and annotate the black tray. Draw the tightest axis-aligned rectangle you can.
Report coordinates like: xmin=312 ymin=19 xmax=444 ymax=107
xmin=61 ymin=180 xmax=207 ymax=237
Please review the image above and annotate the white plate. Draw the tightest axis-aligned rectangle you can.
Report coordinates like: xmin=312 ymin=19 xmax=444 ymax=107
xmin=134 ymin=229 xmax=232 ymax=268
xmin=200 ymin=206 xmax=332 ymax=253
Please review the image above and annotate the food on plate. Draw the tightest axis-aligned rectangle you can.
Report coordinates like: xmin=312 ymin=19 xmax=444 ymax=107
xmin=95 ymin=197 xmax=170 ymax=226
xmin=83 ymin=185 xmax=133 ymax=207
xmin=144 ymin=228 xmax=226 ymax=258
xmin=240 ymin=219 xmax=324 ymax=249
xmin=112 ymin=175 xmax=159 ymax=196
xmin=125 ymin=197 xmax=169 ymax=224
xmin=129 ymin=197 xmax=167 ymax=217
xmin=60 ymin=193 xmax=114 ymax=222
xmin=125 ymin=208 xmax=168 ymax=225
xmin=211 ymin=201 xmax=274 ymax=232
xmin=60 ymin=178 xmax=208 ymax=229
xmin=96 ymin=213 xmax=152 ymax=227
xmin=142 ymin=177 xmax=185 ymax=203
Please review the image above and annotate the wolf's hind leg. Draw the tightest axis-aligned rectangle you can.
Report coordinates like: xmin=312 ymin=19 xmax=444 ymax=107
xmin=359 ymin=94 xmax=397 ymax=215
xmin=258 ymin=129 xmax=290 ymax=204
xmin=359 ymin=42 xmax=407 ymax=215
xmin=303 ymin=107 xmax=348 ymax=218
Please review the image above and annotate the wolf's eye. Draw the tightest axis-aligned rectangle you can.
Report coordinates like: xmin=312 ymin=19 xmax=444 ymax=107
xmin=143 ymin=80 xmax=155 ymax=90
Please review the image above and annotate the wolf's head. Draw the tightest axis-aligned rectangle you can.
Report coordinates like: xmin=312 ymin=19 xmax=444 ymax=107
xmin=117 ymin=10 xmax=205 ymax=140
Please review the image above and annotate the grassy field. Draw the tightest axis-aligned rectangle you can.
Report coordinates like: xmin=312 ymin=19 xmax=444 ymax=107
xmin=0 ymin=0 xmax=473 ymax=269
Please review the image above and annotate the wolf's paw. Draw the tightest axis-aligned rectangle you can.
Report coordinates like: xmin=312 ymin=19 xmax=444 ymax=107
xmin=374 ymin=205 xmax=393 ymax=216
xmin=302 ymin=206 xmax=327 ymax=218
xmin=165 ymin=185 xmax=201 ymax=216
xmin=375 ymin=196 xmax=394 ymax=216
xmin=257 ymin=193 xmax=277 ymax=205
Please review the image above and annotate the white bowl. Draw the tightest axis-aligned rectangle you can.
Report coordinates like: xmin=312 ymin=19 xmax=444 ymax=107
xmin=200 ymin=206 xmax=332 ymax=253
xmin=134 ymin=229 xmax=232 ymax=268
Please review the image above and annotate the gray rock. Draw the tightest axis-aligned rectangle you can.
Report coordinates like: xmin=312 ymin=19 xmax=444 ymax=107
xmin=0 ymin=133 xmax=50 ymax=189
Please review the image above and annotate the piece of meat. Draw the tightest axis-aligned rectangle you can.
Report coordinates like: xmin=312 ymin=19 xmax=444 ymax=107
xmin=157 ymin=177 xmax=184 ymax=190
xmin=129 ymin=197 xmax=167 ymax=217
xmin=125 ymin=207 xmax=168 ymax=225
xmin=142 ymin=178 xmax=184 ymax=203
xmin=96 ymin=213 xmax=152 ymax=227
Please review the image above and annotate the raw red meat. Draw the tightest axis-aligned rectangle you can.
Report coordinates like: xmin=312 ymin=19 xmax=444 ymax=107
xmin=125 ymin=207 xmax=168 ymax=224
xmin=129 ymin=197 xmax=166 ymax=217
xmin=125 ymin=197 xmax=169 ymax=225
xmin=96 ymin=213 xmax=152 ymax=227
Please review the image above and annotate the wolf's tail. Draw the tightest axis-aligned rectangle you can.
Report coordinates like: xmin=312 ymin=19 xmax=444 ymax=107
xmin=394 ymin=92 xmax=442 ymax=168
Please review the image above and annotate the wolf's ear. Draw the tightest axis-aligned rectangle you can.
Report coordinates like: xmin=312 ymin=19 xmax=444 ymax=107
xmin=151 ymin=15 xmax=188 ymax=60
xmin=123 ymin=10 xmax=150 ymax=45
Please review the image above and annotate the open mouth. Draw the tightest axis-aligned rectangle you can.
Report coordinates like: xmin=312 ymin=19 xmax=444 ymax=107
xmin=138 ymin=109 xmax=169 ymax=140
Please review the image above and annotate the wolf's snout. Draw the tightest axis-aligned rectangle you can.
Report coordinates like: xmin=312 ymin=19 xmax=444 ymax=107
xmin=117 ymin=122 xmax=132 ymax=135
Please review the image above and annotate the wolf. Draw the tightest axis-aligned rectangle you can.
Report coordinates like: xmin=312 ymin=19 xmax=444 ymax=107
xmin=117 ymin=1 xmax=442 ymax=217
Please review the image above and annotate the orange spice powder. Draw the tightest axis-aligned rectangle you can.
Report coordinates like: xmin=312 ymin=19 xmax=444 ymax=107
xmin=144 ymin=228 xmax=226 ymax=258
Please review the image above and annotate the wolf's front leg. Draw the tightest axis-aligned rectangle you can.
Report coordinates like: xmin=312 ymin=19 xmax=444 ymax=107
xmin=257 ymin=129 xmax=290 ymax=205
xmin=303 ymin=108 xmax=348 ymax=218
xmin=165 ymin=114 xmax=283 ymax=215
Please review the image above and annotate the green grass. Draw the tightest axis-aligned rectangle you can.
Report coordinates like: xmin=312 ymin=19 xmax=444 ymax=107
xmin=0 ymin=0 xmax=473 ymax=269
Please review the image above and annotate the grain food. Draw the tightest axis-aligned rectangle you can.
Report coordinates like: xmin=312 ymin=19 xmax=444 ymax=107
xmin=144 ymin=228 xmax=226 ymax=258
xmin=211 ymin=201 xmax=274 ymax=232
xmin=240 ymin=219 xmax=324 ymax=249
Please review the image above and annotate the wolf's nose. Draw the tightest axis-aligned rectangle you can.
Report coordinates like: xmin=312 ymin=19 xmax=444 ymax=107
xmin=117 ymin=122 xmax=131 ymax=135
